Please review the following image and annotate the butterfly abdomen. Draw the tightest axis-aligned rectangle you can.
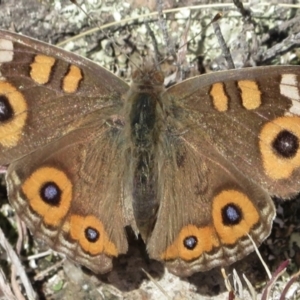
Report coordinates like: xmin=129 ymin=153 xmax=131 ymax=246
xmin=127 ymin=91 xmax=159 ymax=240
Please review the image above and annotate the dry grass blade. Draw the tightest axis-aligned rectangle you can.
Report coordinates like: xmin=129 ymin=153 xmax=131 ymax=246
xmin=212 ymin=16 xmax=235 ymax=69
xmin=247 ymin=234 xmax=272 ymax=279
xmin=261 ymin=260 xmax=289 ymax=300
xmin=221 ymin=268 xmax=233 ymax=292
xmin=55 ymin=3 xmax=238 ymax=47
xmin=232 ymin=269 xmax=244 ymax=297
xmin=243 ymin=274 xmax=257 ymax=300
xmin=0 ymin=268 xmax=16 ymax=300
xmin=0 ymin=227 xmax=36 ymax=299
xmin=141 ymin=268 xmax=171 ymax=300
xmin=279 ymin=270 xmax=300 ymax=300
xmin=34 ymin=259 xmax=66 ymax=281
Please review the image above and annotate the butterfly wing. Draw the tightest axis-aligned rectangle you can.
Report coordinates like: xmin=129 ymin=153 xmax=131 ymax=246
xmin=6 ymin=114 xmax=129 ymax=273
xmin=147 ymin=66 xmax=300 ymax=275
xmin=147 ymin=124 xmax=275 ymax=276
xmin=0 ymin=30 xmax=131 ymax=273
xmin=0 ymin=30 xmax=128 ymax=163
xmin=166 ymin=66 xmax=300 ymax=198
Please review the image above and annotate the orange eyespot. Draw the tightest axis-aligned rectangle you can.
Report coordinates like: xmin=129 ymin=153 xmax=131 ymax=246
xmin=0 ymin=81 xmax=28 ymax=148
xmin=21 ymin=167 xmax=72 ymax=226
xmin=69 ymin=215 xmax=118 ymax=256
xmin=161 ymin=225 xmax=219 ymax=261
xmin=212 ymin=190 xmax=259 ymax=245
xmin=259 ymin=116 xmax=300 ymax=179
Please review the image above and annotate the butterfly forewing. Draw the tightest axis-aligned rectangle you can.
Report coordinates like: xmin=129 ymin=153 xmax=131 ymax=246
xmin=166 ymin=66 xmax=300 ymax=198
xmin=0 ymin=30 xmax=128 ymax=164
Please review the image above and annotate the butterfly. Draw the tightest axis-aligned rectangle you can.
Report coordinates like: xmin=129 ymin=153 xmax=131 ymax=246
xmin=0 ymin=28 xmax=299 ymax=277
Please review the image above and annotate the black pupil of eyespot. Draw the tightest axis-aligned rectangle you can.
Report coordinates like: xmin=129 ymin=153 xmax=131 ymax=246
xmin=183 ymin=235 xmax=198 ymax=250
xmin=272 ymin=130 xmax=299 ymax=158
xmin=40 ymin=181 xmax=61 ymax=206
xmin=0 ymin=95 xmax=14 ymax=122
xmin=221 ymin=203 xmax=242 ymax=226
xmin=85 ymin=227 xmax=99 ymax=243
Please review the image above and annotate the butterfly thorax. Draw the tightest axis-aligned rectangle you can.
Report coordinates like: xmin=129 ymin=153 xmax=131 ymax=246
xmin=125 ymin=68 xmax=166 ymax=240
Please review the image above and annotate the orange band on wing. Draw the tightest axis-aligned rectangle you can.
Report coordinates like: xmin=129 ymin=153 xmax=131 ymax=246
xmin=30 ymin=54 xmax=56 ymax=85
xmin=210 ymin=82 xmax=228 ymax=112
xmin=237 ymin=80 xmax=261 ymax=110
xmin=62 ymin=65 xmax=83 ymax=93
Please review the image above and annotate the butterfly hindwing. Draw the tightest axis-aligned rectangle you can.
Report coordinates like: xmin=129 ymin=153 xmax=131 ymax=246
xmin=6 ymin=117 xmax=129 ymax=273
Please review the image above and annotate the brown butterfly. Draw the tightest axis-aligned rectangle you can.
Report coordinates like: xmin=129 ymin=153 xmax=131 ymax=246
xmin=0 ymin=28 xmax=299 ymax=277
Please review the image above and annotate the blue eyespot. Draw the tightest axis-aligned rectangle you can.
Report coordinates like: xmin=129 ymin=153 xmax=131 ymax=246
xmin=272 ymin=129 xmax=299 ymax=158
xmin=221 ymin=203 xmax=242 ymax=225
xmin=183 ymin=235 xmax=198 ymax=250
xmin=0 ymin=95 xmax=13 ymax=122
xmin=40 ymin=182 xmax=61 ymax=206
xmin=85 ymin=227 xmax=100 ymax=243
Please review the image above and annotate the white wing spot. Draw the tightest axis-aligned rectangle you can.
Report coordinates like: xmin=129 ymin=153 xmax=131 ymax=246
xmin=0 ymin=39 xmax=13 ymax=63
xmin=280 ymin=74 xmax=300 ymax=115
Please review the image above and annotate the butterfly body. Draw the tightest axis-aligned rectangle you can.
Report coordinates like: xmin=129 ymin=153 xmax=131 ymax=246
xmin=0 ymin=30 xmax=300 ymax=276
xmin=123 ymin=68 xmax=164 ymax=240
